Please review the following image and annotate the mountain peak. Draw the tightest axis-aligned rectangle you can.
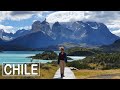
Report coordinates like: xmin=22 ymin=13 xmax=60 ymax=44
xmin=77 ymin=21 xmax=84 ymax=24
xmin=41 ymin=18 xmax=49 ymax=25
xmin=0 ymin=20 xmax=119 ymax=50
xmin=33 ymin=20 xmax=41 ymax=24
xmin=32 ymin=20 xmax=41 ymax=32
xmin=53 ymin=21 xmax=61 ymax=26
xmin=0 ymin=29 xmax=4 ymax=39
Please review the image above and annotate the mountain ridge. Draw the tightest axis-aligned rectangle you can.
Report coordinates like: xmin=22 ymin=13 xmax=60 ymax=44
xmin=0 ymin=20 xmax=119 ymax=50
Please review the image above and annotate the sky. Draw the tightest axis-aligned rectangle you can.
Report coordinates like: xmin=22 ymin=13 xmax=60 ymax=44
xmin=0 ymin=11 xmax=120 ymax=36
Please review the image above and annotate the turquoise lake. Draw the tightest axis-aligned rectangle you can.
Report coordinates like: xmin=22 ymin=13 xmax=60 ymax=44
xmin=0 ymin=51 xmax=86 ymax=64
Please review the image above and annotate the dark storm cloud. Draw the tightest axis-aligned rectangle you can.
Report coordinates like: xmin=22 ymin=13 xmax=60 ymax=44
xmin=10 ymin=11 xmax=55 ymax=16
xmin=10 ymin=11 xmax=41 ymax=16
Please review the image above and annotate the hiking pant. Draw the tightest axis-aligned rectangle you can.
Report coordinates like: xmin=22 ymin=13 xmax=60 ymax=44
xmin=59 ymin=60 xmax=66 ymax=75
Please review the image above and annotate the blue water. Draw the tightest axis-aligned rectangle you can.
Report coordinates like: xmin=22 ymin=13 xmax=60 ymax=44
xmin=0 ymin=51 xmax=85 ymax=64
xmin=0 ymin=51 xmax=59 ymax=64
xmin=67 ymin=56 xmax=86 ymax=61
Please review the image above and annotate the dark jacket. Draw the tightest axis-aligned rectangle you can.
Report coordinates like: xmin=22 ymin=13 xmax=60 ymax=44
xmin=58 ymin=52 xmax=67 ymax=64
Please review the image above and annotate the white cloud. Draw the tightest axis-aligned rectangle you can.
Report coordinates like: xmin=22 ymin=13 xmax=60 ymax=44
xmin=8 ymin=14 xmax=33 ymax=21
xmin=0 ymin=11 xmax=120 ymax=24
xmin=107 ymin=24 xmax=120 ymax=30
xmin=46 ymin=11 xmax=120 ymax=33
xmin=0 ymin=11 xmax=44 ymax=21
xmin=0 ymin=11 xmax=32 ymax=21
xmin=32 ymin=20 xmax=37 ymax=22
xmin=1 ymin=11 xmax=120 ymax=34
xmin=18 ymin=26 xmax=31 ymax=30
xmin=112 ymin=29 xmax=120 ymax=36
xmin=10 ymin=11 xmax=41 ymax=15
xmin=0 ymin=24 xmax=31 ymax=34
xmin=8 ymin=11 xmax=39 ymax=21
xmin=0 ymin=24 xmax=14 ymax=33
xmin=46 ymin=11 xmax=84 ymax=23
xmin=0 ymin=11 xmax=54 ymax=22
xmin=46 ymin=11 xmax=108 ymax=23
xmin=0 ymin=11 xmax=11 ymax=22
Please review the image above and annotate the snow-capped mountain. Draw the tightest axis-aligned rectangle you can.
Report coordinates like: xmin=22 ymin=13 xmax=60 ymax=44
xmin=50 ymin=21 xmax=119 ymax=45
xmin=0 ymin=20 xmax=119 ymax=50
xmin=51 ymin=21 xmax=73 ymax=42
xmin=0 ymin=29 xmax=31 ymax=41
xmin=13 ymin=29 xmax=30 ymax=38
xmin=32 ymin=19 xmax=53 ymax=36
xmin=0 ymin=29 xmax=14 ymax=41
xmin=66 ymin=21 xmax=119 ymax=45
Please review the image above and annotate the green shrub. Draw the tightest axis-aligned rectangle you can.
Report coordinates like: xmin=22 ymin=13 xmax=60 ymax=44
xmin=42 ymin=65 xmax=51 ymax=70
xmin=67 ymin=53 xmax=120 ymax=70
xmin=67 ymin=60 xmax=91 ymax=69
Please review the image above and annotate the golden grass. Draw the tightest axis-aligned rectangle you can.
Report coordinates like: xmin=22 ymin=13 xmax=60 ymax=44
xmin=40 ymin=64 xmax=59 ymax=79
xmin=111 ymin=76 xmax=120 ymax=79
xmin=73 ymin=69 xmax=120 ymax=79
xmin=0 ymin=64 xmax=59 ymax=79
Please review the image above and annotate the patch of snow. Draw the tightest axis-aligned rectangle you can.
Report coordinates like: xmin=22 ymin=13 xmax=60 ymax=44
xmin=3 ymin=36 xmax=13 ymax=41
xmin=81 ymin=32 xmax=86 ymax=38
xmin=41 ymin=31 xmax=45 ymax=34
xmin=81 ymin=24 xmax=85 ymax=27
xmin=91 ymin=26 xmax=98 ymax=29
xmin=87 ymin=23 xmax=98 ymax=29
xmin=75 ymin=21 xmax=80 ymax=24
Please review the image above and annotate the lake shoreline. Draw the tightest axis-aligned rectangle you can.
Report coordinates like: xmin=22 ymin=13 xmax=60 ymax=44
xmin=0 ymin=51 xmax=86 ymax=64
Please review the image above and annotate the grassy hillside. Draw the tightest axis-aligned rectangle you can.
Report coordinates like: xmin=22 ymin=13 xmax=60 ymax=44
xmin=100 ymin=39 xmax=120 ymax=53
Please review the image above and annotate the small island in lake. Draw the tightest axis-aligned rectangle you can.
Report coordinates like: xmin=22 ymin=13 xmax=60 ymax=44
xmin=28 ymin=50 xmax=73 ymax=60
